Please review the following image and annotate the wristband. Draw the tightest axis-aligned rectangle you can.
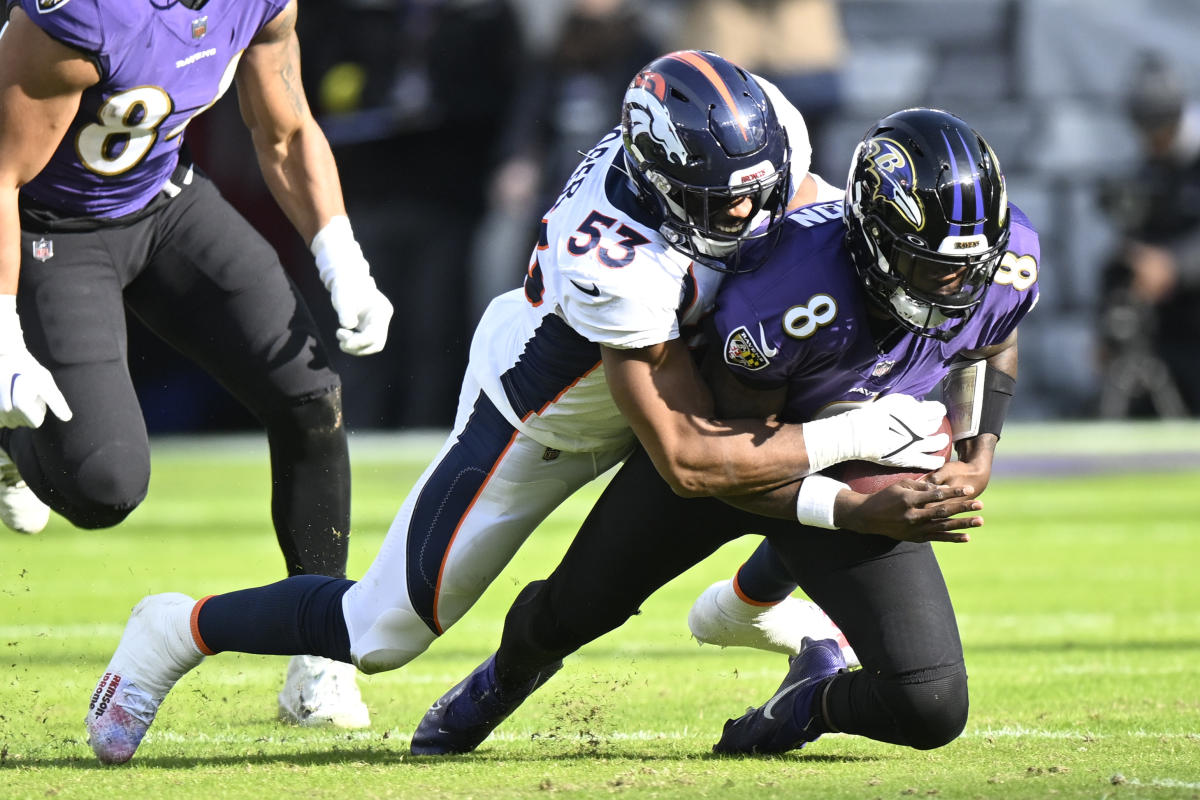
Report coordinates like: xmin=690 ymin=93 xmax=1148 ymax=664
xmin=310 ymin=215 xmax=369 ymax=290
xmin=800 ymin=414 xmax=855 ymax=475
xmin=942 ymin=360 xmax=1015 ymax=440
xmin=795 ymin=474 xmax=850 ymax=529
xmin=979 ymin=367 xmax=1015 ymax=439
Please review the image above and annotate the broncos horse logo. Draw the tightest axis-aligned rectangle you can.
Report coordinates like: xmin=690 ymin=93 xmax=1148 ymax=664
xmin=624 ymin=72 xmax=690 ymax=168
xmin=861 ymin=137 xmax=924 ymax=230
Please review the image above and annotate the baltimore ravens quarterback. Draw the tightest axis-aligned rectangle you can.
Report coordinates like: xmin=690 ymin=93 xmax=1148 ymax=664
xmin=81 ymin=53 xmax=964 ymax=764
xmin=408 ymin=107 xmax=1041 ymax=758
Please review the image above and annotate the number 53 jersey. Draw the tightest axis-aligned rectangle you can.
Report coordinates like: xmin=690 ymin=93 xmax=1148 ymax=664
xmin=468 ymin=128 xmax=728 ymax=455
xmin=16 ymin=0 xmax=287 ymax=219
xmin=712 ymin=200 xmax=1041 ymax=422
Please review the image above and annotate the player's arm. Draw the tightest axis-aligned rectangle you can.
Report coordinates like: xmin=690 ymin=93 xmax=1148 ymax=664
xmin=236 ymin=0 xmax=392 ymax=355
xmin=929 ymin=329 xmax=1020 ymax=496
xmin=0 ymin=8 xmax=93 ymax=427
xmin=697 ymin=345 xmax=982 ymax=542
xmin=601 ymin=337 xmax=950 ymax=499
xmin=0 ymin=8 xmax=98 ymax=294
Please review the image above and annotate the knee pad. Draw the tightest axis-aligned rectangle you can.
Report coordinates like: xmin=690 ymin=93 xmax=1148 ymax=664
xmin=877 ymin=663 xmax=969 ymax=750
xmin=347 ymin=606 xmax=438 ymax=675
xmin=263 ymin=385 xmax=345 ymax=439
xmin=62 ymin=442 xmax=150 ymax=529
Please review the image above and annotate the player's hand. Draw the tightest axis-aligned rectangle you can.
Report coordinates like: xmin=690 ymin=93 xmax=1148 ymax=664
xmin=328 ymin=272 xmax=393 ymax=356
xmin=311 ymin=216 xmax=394 ymax=356
xmin=846 ymin=394 xmax=950 ymax=471
xmin=927 ymin=458 xmax=992 ymax=498
xmin=0 ymin=351 xmax=72 ymax=428
xmin=0 ymin=300 xmax=72 ymax=428
xmin=835 ymin=479 xmax=982 ymax=543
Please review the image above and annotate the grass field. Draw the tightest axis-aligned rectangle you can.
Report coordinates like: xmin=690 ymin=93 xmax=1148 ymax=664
xmin=2 ymin=422 xmax=1199 ymax=799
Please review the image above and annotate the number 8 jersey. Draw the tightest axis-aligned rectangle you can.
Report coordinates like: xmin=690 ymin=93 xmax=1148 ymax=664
xmin=15 ymin=0 xmax=286 ymax=219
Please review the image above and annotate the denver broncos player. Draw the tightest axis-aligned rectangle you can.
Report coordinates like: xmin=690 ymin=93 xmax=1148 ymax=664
xmin=407 ymin=108 xmax=1040 ymax=757
xmin=80 ymin=52 xmax=962 ymax=764
xmin=0 ymin=0 xmax=392 ymax=728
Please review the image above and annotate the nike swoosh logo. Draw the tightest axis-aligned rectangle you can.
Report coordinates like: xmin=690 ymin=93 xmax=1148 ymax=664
xmin=570 ymin=279 xmax=601 ymax=297
xmin=762 ymin=681 xmax=806 ymax=720
xmin=755 ymin=322 xmax=779 ymax=357
xmin=881 ymin=414 xmax=922 ymax=459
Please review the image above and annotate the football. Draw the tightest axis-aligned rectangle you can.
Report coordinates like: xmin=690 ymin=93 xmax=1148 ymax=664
xmin=826 ymin=416 xmax=954 ymax=494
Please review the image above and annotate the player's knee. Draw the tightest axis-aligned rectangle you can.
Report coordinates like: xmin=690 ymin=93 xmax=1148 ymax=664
xmin=59 ymin=443 xmax=150 ymax=529
xmin=879 ymin=664 xmax=969 ymax=750
xmin=264 ymin=385 xmax=345 ymax=439
xmin=347 ymin=606 xmax=437 ymax=675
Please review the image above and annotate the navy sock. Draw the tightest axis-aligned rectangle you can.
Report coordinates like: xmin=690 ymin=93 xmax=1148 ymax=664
xmin=735 ymin=540 xmax=800 ymax=604
xmin=195 ymin=575 xmax=354 ymax=664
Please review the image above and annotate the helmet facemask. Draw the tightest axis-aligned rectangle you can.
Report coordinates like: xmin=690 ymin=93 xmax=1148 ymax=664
xmin=619 ymin=50 xmax=793 ymax=275
xmin=844 ymin=110 xmax=1012 ymax=341
xmin=634 ymin=153 xmax=792 ymax=273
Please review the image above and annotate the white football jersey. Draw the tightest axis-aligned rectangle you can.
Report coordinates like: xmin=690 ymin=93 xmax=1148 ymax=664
xmin=469 ymin=104 xmax=832 ymax=454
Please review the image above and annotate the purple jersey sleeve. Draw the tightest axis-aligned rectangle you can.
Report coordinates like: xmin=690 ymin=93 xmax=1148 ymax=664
xmin=17 ymin=0 xmax=105 ymax=54
xmin=17 ymin=0 xmax=288 ymax=219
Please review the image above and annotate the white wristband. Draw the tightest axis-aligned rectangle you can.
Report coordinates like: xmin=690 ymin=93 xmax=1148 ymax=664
xmin=795 ymin=474 xmax=850 ymax=529
xmin=310 ymin=215 xmax=369 ymax=290
xmin=800 ymin=413 xmax=856 ymax=475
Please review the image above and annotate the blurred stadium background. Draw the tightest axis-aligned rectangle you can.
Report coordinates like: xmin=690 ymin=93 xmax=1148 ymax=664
xmin=113 ymin=0 xmax=1200 ymax=433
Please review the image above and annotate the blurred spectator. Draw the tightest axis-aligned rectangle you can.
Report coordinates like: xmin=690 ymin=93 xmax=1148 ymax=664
xmin=468 ymin=0 xmax=661 ymax=319
xmin=1096 ymin=52 xmax=1200 ymax=417
xmin=298 ymin=0 xmax=524 ymax=429
xmin=671 ymin=0 xmax=845 ymax=145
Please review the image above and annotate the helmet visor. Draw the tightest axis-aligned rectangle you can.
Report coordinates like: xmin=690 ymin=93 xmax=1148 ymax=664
xmin=883 ymin=223 xmax=1010 ymax=317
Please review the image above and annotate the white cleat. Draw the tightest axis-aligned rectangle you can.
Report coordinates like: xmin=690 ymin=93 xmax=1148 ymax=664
xmin=0 ymin=449 xmax=50 ymax=535
xmin=688 ymin=579 xmax=860 ymax=668
xmin=86 ymin=593 xmax=205 ymax=765
xmin=278 ymin=654 xmax=370 ymax=729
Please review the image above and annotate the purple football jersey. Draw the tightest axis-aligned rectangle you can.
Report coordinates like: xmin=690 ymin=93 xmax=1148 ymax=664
xmin=17 ymin=0 xmax=287 ymax=218
xmin=713 ymin=200 xmax=1041 ymax=422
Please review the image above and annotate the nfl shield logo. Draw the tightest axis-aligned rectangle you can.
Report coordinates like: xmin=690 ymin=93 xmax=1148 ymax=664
xmin=191 ymin=16 xmax=208 ymax=39
xmin=31 ymin=238 xmax=54 ymax=262
xmin=871 ymin=359 xmax=896 ymax=378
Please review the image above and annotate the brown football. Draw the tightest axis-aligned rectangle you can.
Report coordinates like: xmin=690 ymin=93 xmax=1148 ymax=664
xmin=826 ymin=416 xmax=954 ymax=494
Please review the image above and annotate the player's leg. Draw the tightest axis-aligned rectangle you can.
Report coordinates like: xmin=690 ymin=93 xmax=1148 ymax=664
xmin=714 ymin=530 xmax=967 ymax=754
xmin=123 ymin=173 xmax=362 ymax=726
xmin=2 ymin=222 xmax=152 ymax=533
xmin=687 ymin=538 xmax=856 ymax=664
xmin=342 ymin=377 xmax=627 ymax=674
xmin=411 ymin=446 xmax=750 ymax=754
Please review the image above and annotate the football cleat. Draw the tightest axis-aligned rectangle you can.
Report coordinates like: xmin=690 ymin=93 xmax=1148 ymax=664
xmin=278 ymin=654 xmax=370 ymax=729
xmin=410 ymin=653 xmax=562 ymax=755
xmin=712 ymin=637 xmax=846 ymax=755
xmin=85 ymin=593 xmax=205 ymax=765
xmin=0 ymin=449 xmax=50 ymax=535
xmin=688 ymin=580 xmax=860 ymax=667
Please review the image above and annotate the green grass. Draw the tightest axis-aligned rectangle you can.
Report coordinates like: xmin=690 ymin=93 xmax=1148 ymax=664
xmin=2 ymin=425 xmax=1200 ymax=799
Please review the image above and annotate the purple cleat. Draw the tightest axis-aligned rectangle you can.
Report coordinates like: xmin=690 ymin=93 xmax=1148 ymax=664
xmin=410 ymin=653 xmax=561 ymax=755
xmin=712 ymin=636 xmax=846 ymax=755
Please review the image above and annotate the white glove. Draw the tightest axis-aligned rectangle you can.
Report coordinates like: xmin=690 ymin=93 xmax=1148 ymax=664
xmin=0 ymin=296 xmax=72 ymax=428
xmin=802 ymin=393 xmax=949 ymax=474
xmin=311 ymin=216 xmax=394 ymax=356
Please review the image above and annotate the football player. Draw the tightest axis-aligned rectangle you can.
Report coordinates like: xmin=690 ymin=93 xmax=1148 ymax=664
xmin=80 ymin=52 xmax=967 ymax=764
xmin=0 ymin=1 xmax=393 ymax=727
xmin=408 ymin=107 xmax=1040 ymax=757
